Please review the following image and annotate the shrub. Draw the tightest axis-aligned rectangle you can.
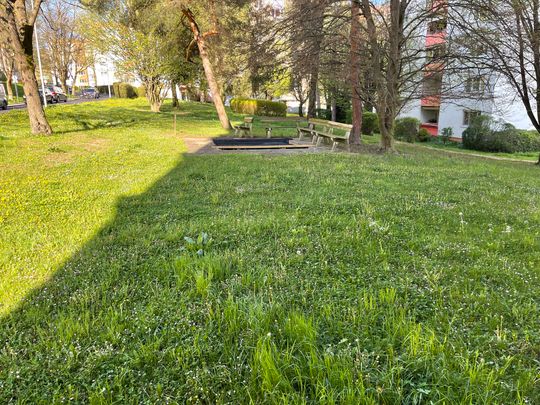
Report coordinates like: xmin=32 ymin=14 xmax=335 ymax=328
xmin=463 ymin=116 xmax=540 ymax=153
xmin=344 ymin=110 xmax=379 ymax=134
xmin=362 ymin=111 xmax=379 ymax=135
xmin=135 ymin=85 xmax=146 ymax=98
xmin=394 ymin=117 xmax=420 ymax=143
xmin=96 ymin=85 xmax=111 ymax=95
xmin=440 ymin=127 xmax=453 ymax=144
xmin=418 ymin=128 xmax=431 ymax=142
xmin=315 ymin=108 xmax=332 ymax=120
xmin=462 ymin=115 xmax=492 ymax=150
xmin=117 ymin=82 xmax=137 ymax=99
xmin=230 ymin=98 xmax=287 ymax=117
xmin=113 ymin=82 xmax=121 ymax=98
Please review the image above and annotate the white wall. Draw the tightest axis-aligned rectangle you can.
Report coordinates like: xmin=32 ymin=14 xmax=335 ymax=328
xmin=438 ymin=97 xmax=494 ymax=138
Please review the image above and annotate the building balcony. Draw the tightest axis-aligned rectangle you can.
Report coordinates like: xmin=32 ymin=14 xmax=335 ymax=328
xmin=421 ymin=95 xmax=441 ymax=107
xmin=428 ymin=0 xmax=448 ymax=15
xmin=426 ymin=31 xmax=446 ymax=47
xmin=420 ymin=123 xmax=439 ymax=136
xmin=424 ymin=61 xmax=445 ymax=74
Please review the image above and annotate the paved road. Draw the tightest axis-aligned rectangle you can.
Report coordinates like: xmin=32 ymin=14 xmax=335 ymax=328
xmin=0 ymin=95 xmax=110 ymax=114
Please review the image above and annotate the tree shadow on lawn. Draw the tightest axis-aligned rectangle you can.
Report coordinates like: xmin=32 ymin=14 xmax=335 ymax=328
xmin=1 ymin=151 xmax=538 ymax=403
xmin=0 ymin=155 xmax=245 ymax=402
xmin=51 ymin=107 xmax=160 ymax=135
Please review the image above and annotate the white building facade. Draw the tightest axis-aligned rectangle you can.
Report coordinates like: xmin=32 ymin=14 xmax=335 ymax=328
xmin=400 ymin=0 xmax=531 ymax=139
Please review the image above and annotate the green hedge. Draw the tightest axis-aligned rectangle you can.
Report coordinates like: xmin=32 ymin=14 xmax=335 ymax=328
xmin=345 ymin=110 xmax=379 ymax=135
xmin=394 ymin=117 xmax=420 ymax=143
xmin=114 ymin=82 xmax=137 ymax=99
xmin=362 ymin=111 xmax=379 ymax=135
xmin=135 ymin=85 xmax=146 ymax=98
xmin=315 ymin=108 xmax=332 ymax=120
xmin=96 ymin=85 xmax=111 ymax=95
xmin=418 ymin=128 xmax=431 ymax=142
xmin=230 ymin=98 xmax=287 ymax=117
xmin=463 ymin=116 xmax=540 ymax=153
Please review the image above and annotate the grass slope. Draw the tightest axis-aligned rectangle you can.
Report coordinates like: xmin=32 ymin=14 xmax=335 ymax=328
xmin=1 ymin=99 xmax=539 ymax=403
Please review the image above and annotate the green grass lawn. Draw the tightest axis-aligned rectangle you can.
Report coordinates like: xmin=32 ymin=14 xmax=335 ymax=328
xmin=418 ymin=138 xmax=540 ymax=162
xmin=1 ymin=98 xmax=539 ymax=403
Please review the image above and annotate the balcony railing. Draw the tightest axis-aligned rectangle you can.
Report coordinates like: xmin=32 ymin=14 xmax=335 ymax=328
xmin=420 ymin=123 xmax=439 ymax=136
xmin=421 ymin=95 xmax=441 ymax=107
xmin=427 ymin=0 xmax=448 ymax=15
xmin=426 ymin=31 xmax=446 ymax=47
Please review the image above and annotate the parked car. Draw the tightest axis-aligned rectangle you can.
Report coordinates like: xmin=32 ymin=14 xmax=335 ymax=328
xmin=24 ymin=89 xmax=54 ymax=105
xmin=81 ymin=88 xmax=100 ymax=99
xmin=49 ymin=86 xmax=68 ymax=103
xmin=0 ymin=84 xmax=7 ymax=110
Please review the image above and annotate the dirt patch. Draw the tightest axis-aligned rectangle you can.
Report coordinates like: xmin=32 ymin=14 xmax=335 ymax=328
xmin=82 ymin=138 xmax=110 ymax=152
xmin=43 ymin=152 xmax=75 ymax=167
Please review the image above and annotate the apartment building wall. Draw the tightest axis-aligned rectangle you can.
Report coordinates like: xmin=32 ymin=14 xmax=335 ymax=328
xmin=399 ymin=0 xmax=531 ymax=138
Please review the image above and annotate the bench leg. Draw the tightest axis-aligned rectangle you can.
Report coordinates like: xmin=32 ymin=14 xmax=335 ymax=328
xmin=332 ymin=141 xmax=338 ymax=152
xmin=316 ymin=137 xmax=323 ymax=147
xmin=266 ymin=128 xmax=272 ymax=138
xmin=312 ymin=134 xmax=317 ymax=144
xmin=298 ymin=130 xmax=304 ymax=141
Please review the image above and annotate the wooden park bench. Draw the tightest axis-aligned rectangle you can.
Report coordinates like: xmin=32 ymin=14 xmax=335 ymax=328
xmin=310 ymin=119 xmax=352 ymax=151
xmin=248 ymin=116 xmax=352 ymax=151
xmin=234 ymin=117 xmax=254 ymax=137
xmin=259 ymin=116 xmax=309 ymax=138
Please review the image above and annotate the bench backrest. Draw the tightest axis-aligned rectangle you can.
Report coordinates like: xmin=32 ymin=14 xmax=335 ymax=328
xmin=309 ymin=118 xmax=353 ymax=131
xmin=244 ymin=117 xmax=254 ymax=124
xmin=259 ymin=116 xmax=308 ymax=123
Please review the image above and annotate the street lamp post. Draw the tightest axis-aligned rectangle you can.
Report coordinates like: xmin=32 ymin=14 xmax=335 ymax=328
xmin=13 ymin=76 xmax=19 ymax=101
xmin=106 ymin=64 xmax=112 ymax=98
xmin=32 ymin=3 xmax=47 ymax=107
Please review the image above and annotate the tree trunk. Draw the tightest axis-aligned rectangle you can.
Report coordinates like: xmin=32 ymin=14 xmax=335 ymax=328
xmin=349 ymin=0 xmax=363 ymax=151
xmin=182 ymin=8 xmax=230 ymax=130
xmin=144 ymin=79 xmax=165 ymax=113
xmin=60 ymin=72 xmax=68 ymax=95
xmin=331 ymin=97 xmax=337 ymax=122
xmin=378 ymin=109 xmax=396 ymax=152
xmin=5 ymin=7 xmax=52 ymax=135
xmin=171 ymin=81 xmax=179 ymax=108
xmin=307 ymin=71 xmax=319 ymax=118
xmin=307 ymin=4 xmax=324 ymax=119
xmin=6 ymin=76 xmax=13 ymax=100
xmin=71 ymin=71 xmax=78 ymax=96
xmin=298 ymin=100 xmax=304 ymax=117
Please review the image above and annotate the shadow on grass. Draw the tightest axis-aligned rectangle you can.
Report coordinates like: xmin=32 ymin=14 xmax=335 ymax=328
xmin=0 ymin=155 xmax=234 ymax=402
xmin=1 ymin=148 xmax=538 ymax=403
xmin=51 ymin=106 xmax=162 ymax=135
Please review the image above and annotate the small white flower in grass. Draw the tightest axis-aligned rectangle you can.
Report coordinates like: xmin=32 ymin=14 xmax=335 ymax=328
xmin=503 ymin=225 xmax=512 ymax=233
